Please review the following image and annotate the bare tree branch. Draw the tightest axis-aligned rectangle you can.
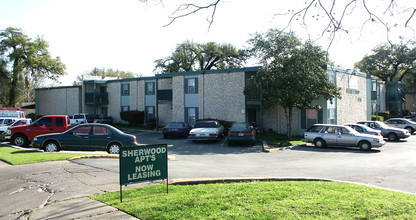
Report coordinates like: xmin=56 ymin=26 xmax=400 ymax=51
xmin=406 ymin=9 xmax=416 ymax=27
xmin=163 ymin=0 xmax=220 ymax=29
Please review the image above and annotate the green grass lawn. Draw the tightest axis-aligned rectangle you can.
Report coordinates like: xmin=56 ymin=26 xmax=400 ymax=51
xmin=92 ymin=181 xmax=416 ymax=219
xmin=257 ymin=134 xmax=305 ymax=147
xmin=0 ymin=145 xmax=106 ymax=165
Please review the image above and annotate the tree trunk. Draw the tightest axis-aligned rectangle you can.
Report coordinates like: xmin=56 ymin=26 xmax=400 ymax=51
xmin=283 ymin=106 xmax=293 ymax=140
xmin=8 ymin=58 xmax=22 ymax=107
xmin=287 ymin=106 xmax=293 ymax=140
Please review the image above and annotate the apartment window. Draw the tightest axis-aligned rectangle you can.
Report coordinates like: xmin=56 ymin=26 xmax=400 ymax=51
xmin=121 ymin=83 xmax=130 ymax=96
xmin=121 ymin=106 xmax=130 ymax=112
xmin=146 ymin=82 xmax=155 ymax=95
xmin=146 ymin=106 xmax=155 ymax=119
xmin=185 ymin=78 xmax=198 ymax=94
xmin=185 ymin=107 xmax=198 ymax=125
xmin=306 ymin=109 xmax=318 ymax=129
xmin=301 ymin=108 xmax=322 ymax=129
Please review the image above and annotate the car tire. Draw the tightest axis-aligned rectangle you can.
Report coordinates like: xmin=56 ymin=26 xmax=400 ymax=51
xmin=228 ymin=141 xmax=233 ymax=146
xmin=107 ymin=143 xmax=121 ymax=154
xmin=44 ymin=141 xmax=60 ymax=152
xmin=12 ymin=134 xmax=28 ymax=147
xmin=387 ymin=133 xmax=398 ymax=141
xmin=405 ymin=127 xmax=414 ymax=134
xmin=313 ymin=138 xmax=326 ymax=148
xmin=163 ymin=134 xmax=168 ymax=139
xmin=359 ymin=141 xmax=371 ymax=151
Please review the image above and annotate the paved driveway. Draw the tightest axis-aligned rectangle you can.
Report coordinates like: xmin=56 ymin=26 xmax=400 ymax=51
xmin=76 ymin=129 xmax=416 ymax=194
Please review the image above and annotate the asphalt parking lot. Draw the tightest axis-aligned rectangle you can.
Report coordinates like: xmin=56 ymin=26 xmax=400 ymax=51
xmin=1 ymin=130 xmax=416 ymax=219
xmin=76 ymin=129 xmax=416 ymax=194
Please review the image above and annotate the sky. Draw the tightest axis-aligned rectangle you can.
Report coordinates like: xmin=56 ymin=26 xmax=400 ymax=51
xmin=1 ymin=0 xmax=415 ymax=86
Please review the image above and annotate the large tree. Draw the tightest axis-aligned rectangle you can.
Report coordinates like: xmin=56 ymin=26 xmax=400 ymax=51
xmin=154 ymin=41 xmax=246 ymax=74
xmin=245 ymin=29 xmax=341 ymax=139
xmin=355 ymin=42 xmax=416 ymax=84
xmin=0 ymin=27 xmax=65 ymax=107
xmin=73 ymin=67 xmax=140 ymax=85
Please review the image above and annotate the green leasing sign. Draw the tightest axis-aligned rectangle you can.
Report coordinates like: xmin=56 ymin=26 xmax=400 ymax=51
xmin=119 ymin=144 xmax=168 ymax=185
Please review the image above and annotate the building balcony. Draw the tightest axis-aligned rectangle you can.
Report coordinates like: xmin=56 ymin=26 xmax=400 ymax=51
xmin=85 ymin=92 xmax=109 ymax=105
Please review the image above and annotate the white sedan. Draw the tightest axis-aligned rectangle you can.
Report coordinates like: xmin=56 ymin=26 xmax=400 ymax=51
xmin=188 ymin=120 xmax=224 ymax=142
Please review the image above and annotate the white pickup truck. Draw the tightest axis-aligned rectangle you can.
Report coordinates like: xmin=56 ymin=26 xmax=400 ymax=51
xmin=70 ymin=113 xmax=88 ymax=125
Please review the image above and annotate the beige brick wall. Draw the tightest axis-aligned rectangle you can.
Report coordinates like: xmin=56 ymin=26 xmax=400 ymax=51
xmin=263 ymin=104 xmax=299 ymax=135
xmin=158 ymin=103 xmax=173 ymax=126
xmin=405 ymin=93 xmax=416 ymax=112
xmin=172 ymin=76 xmax=185 ymax=121
xmin=158 ymin=78 xmax=173 ymax=90
xmin=336 ymin=72 xmax=368 ymax=124
xmin=37 ymin=87 xmax=80 ymax=116
xmin=130 ymin=80 xmax=138 ymax=110
xmin=107 ymin=82 xmax=121 ymax=122
xmin=199 ymin=72 xmax=246 ymax=122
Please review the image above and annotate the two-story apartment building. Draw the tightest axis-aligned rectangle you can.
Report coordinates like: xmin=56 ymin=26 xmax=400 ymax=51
xmin=35 ymin=66 xmax=381 ymax=135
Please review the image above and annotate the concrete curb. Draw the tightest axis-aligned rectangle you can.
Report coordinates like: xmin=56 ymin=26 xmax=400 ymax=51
xmin=167 ymin=177 xmax=416 ymax=195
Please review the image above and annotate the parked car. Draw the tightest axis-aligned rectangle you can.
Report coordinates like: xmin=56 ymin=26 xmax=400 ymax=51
xmin=86 ymin=114 xmax=105 ymax=123
xmin=92 ymin=115 xmax=113 ymax=125
xmin=384 ymin=118 xmax=416 ymax=134
xmin=357 ymin=121 xmax=411 ymax=141
xmin=0 ymin=118 xmax=17 ymax=127
xmin=0 ymin=119 xmax=32 ymax=140
xmin=162 ymin=121 xmax=192 ymax=138
xmin=227 ymin=122 xmax=256 ymax=146
xmin=302 ymin=124 xmax=385 ymax=150
xmin=9 ymin=115 xmax=72 ymax=147
xmin=70 ymin=113 xmax=88 ymax=125
xmin=188 ymin=120 xmax=224 ymax=142
xmin=32 ymin=124 xmax=138 ymax=154
xmin=345 ymin=123 xmax=382 ymax=136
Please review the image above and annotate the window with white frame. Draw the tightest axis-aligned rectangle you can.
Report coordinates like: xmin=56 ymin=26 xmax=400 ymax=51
xmin=186 ymin=78 xmax=198 ymax=94
xmin=186 ymin=107 xmax=197 ymax=125
xmin=121 ymin=83 xmax=130 ymax=96
xmin=146 ymin=82 xmax=155 ymax=95
xmin=146 ymin=106 xmax=155 ymax=119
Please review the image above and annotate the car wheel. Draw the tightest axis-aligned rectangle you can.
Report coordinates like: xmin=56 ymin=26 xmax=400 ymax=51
xmin=107 ymin=143 xmax=121 ymax=154
xmin=387 ymin=133 xmax=398 ymax=141
xmin=163 ymin=134 xmax=168 ymax=139
xmin=359 ymin=141 xmax=371 ymax=151
xmin=228 ymin=141 xmax=233 ymax=146
xmin=405 ymin=127 xmax=414 ymax=134
xmin=12 ymin=134 xmax=28 ymax=147
xmin=44 ymin=141 xmax=60 ymax=152
xmin=313 ymin=138 xmax=326 ymax=148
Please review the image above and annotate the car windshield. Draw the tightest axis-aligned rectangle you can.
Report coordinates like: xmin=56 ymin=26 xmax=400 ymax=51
xmin=376 ymin=122 xmax=390 ymax=128
xmin=230 ymin=123 xmax=249 ymax=131
xmin=74 ymin=115 xmax=85 ymax=119
xmin=345 ymin=127 xmax=359 ymax=135
xmin=194 ymin=122 xmax=218 ymax=128
xmin=168 ymin=122 xmax=184 ymax=127
xmin=306 ymin=125 xmax=323 ymax=132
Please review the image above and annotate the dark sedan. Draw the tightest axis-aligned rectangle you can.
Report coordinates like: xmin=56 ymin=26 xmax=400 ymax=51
xmin=227 ymin=122 xmax=256 ymax=146
xmin=162 ymin=121 xmax=193 ymax=138
xmin=32 ymin=124 xmax=138 ymax=154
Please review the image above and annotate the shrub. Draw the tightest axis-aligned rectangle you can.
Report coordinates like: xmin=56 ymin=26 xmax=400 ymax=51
xmin=371 ymin=115 xmax=384 ymax=121
xmin=120 ymin=110 xmax=144 ymax=126
xmin=145 ymin=118 xmax=156 ymax=129
xmin=377 ymin=111 xmax=391 ymax=121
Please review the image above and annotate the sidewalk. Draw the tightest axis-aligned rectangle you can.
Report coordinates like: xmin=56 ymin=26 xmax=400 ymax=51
xmin=0 ymin=159 xmax=140 ymax=220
